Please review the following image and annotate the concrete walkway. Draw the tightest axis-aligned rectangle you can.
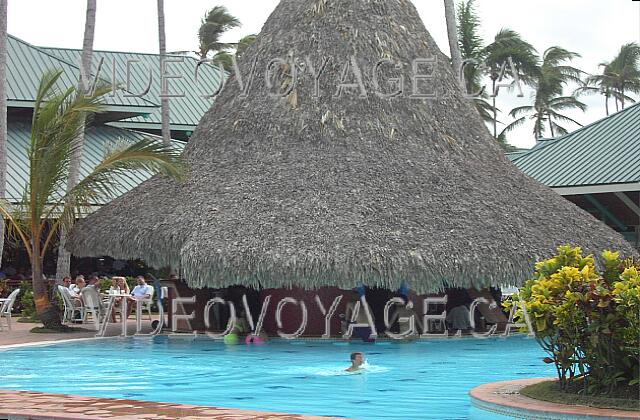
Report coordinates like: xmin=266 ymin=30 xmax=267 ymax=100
xmin=0 ymin=319 xmax=152 ymax=347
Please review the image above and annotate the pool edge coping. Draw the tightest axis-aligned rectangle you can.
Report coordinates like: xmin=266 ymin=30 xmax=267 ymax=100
xmin=469 ymin=378 xmax=640 ymax=419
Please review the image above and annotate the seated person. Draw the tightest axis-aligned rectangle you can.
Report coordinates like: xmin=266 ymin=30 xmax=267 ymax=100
xmin=346 ymin=352 xmax=365 ymax=372
xmin=87 ymin=275 xmax=101 ymax=290
xmin=68 ymin=276 xmax=84 ymax=297
xmin=125 ymin=276 xmax=152 ymax=318
xmin=109 ymin=277 xmax=130 ymax=322
xmin=69 ymin=277 xmax=86 ymax=305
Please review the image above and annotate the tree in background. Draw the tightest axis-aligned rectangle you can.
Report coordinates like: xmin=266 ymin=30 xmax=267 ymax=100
xmin=56 ymin=0 xmax=97 ymax=280
xmin=502 ymin=47 xmax=586 ymax=140
xmin=484 ymin=29 xmax=539 ymax=139
xmin=0 ymin=70 xmax=183 ymax=328
xmin=577 ymin=42 xmax=640 ymax=116
xmin=444 ymin=0 xmax=463 ymax=83
xmin=198 ymin=6 xmax=239 ymax=70
xmin=157 ymin=0 xmax=171 ymax=146
xmin=0 ymin=0 xmax=7 ymax=269
xmin=456 ymin=0 xmax=538 ymax=150
xmin=236 ymin=34 xmax=257 ymax=59
xmin=197 ymin=6 xmax=257 ymax=72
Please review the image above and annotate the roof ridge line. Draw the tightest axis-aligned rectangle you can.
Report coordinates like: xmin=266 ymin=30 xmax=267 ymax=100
xmin=40 ymin=45 xmax=201 ymax=63
xmin=511 ymin=102 xmax=640 ymax=162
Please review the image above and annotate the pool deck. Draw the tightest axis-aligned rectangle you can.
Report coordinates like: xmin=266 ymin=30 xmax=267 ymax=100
xmin=470 ymin=378 xmax=640 ymax=419
xmin=0 ymin=322 xmax=339 ymax=419
xmin=0 ymin=390 xmax=332 ymax=420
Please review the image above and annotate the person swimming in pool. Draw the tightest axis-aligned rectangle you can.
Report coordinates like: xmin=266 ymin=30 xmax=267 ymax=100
xmin=346 ymin=352 xmax=365 ymax=372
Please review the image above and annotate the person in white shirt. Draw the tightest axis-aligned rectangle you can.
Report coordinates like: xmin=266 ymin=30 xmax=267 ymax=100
xmin=69 ymin=277 xmax=85 ymax=301
xmin=126 ymin=276 xmax=152 ymax=318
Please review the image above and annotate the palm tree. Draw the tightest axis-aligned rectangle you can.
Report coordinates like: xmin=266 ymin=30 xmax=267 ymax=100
xmin=157 ymin=0 xmax=171 ymax=146
xmin=198 ymin=6 xmax=240 ymax=60
xmin=0 ymin=70 xmax=183 ymax=328
xmin=503 ymin=47 xmax=586 ymax=140
xmin=484 ymin=29 xmax=539 ymax=139
xmin=55 ymin=0 xmax=97 ymax=280
xmin=0 ymin=0 xmax=7 ymax=269
xmin=578 ymin=43 xmax=640 ymax=115
xmin=456 ymin=0 xmax=497 ymax=126
xmin=444 ymin=0 xmax=463 ymax=83
xmin=456 ymin=1 xmax=537 ymax=149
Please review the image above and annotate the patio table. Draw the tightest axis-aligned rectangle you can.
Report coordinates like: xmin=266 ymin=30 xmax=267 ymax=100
xmin=98 ymin=292 xmax=151 ymax=336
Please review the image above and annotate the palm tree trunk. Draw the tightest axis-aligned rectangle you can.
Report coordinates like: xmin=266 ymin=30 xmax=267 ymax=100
xmin=443 ymin=0 xmax=463 ymax=88
xmin=492 ymin=78 xmax=498 ymax=138
xmin=604 ymin=93 xmax=609 ymax=116
xmin=548 ymin=113 xmax=555 ymax=138
xmin=33 ymin=226 xmax=61 ymax=328
xmin=157 ymin=0 xmax=171 ymax=145
xmin=621 ymin=88 xmax=625 ymax=109
xmin=56 ymin=0 xmax=97 ymax=280
xmin=0 ymin=0 xmax=7 ymax=269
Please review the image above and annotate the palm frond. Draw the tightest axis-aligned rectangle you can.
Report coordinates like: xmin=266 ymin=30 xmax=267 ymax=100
xmin=508 ymin=105 xmax=534 ymax=118
xmin=500 ymin=116 xmax=527 ymax=135
xmin=60 ymin=138 xmax=184 ymax=228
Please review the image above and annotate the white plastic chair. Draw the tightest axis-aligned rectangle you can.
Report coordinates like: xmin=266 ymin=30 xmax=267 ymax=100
xmin=80 ymin=287 xmax=105 ymax=331
xmin=0 ymin=288 xmax=21 ymax=331
xmin=57 ymin=285 xmax=84 ymax=324
xmin=142 ymin=285 xmax=155 ymax=320
xmin=127 ymin=285 xmax=155 ymax=321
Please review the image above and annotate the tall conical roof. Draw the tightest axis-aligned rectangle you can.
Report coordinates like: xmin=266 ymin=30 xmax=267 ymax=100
xmin=69 ymin=0 xmax=636 ymax=293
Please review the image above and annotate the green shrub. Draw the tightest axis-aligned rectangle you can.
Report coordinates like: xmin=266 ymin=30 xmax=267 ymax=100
xmin=507 ymin=246 xmax=640 ymax=395
xmin=17 ymin=281 xmax=36 ymax=319
xmin=98 ymin=278 xmax=113 ymax=293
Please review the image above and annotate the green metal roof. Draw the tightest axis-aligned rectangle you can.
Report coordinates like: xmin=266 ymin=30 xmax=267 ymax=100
xmin=42 ymin=47 xmax=223 ymax=130
xmin=511 ymin=103 xmax=640 ymax=188
xmin=7 ymin=35 xmax=158 ymax=113
xmin=7 ymin=120 xmax=185 ymax=205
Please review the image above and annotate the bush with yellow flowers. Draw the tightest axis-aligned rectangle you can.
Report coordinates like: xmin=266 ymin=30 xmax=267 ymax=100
xmin=507 ymin=245 xmax=639 ymax=395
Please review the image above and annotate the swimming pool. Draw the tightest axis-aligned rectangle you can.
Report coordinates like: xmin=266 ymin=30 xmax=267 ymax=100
xmin=0 ymin=336 xmax=554 ymax=419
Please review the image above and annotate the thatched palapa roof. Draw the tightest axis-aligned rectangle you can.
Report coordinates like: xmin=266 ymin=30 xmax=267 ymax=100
xmin=69 ymin=0 xmax=636 ymax=293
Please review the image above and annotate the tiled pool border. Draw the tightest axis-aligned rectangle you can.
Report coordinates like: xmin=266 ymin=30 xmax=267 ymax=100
xmin=470 ymin=378 xmax=640 ymax=419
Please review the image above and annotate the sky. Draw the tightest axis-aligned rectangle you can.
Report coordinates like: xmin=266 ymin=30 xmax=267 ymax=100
xmin=7 ymin=0 xmax=640 ymax=149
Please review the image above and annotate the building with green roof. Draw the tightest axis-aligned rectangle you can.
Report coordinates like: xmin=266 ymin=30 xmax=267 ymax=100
xmin=3 ymin=34 xmax=219 ymax=275
xmin=510 ymin=103 xmax=640 ymax=249
xmin=5 ymin=34 xmax=218 ymax=207
xmin=41 ymin=46 xmax=222 ymax=140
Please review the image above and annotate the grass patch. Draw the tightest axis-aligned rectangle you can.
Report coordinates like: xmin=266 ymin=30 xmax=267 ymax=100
xmin=17 ymin=316 xmax=39 ymax=323
xmin=521 ymin=380 xmax=640 ymax=411
xmin=30 ymin=326 xmax=88 ymax=334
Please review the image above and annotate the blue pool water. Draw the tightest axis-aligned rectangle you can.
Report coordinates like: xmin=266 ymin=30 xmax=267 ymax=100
xmin=0 ymin=336 xmax=554 ymax=419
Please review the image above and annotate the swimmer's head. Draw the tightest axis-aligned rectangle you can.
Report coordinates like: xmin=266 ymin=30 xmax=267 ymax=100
xmin=350 ymin=352 xmax=364 ymax=368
